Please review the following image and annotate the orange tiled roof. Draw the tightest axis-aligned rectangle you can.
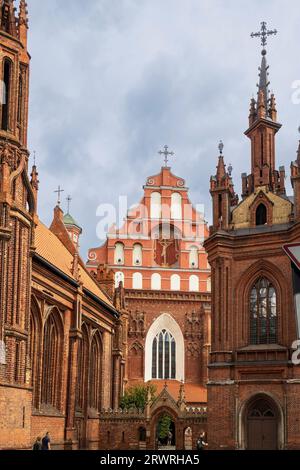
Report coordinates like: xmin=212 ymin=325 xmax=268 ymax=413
xmin=35 ymin=221 xmax=115 ymax=310
xmin=150 ymin=380 xmax=207 ymax=404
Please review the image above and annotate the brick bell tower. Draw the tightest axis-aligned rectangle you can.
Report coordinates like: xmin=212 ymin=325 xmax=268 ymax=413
xmin=0 ymin=1 xmax=37 ymax=449
xmin=204 ymin=22 xmax=300 ymax=450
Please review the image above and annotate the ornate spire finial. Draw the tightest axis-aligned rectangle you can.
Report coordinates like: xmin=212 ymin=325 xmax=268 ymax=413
xmin=218 ymin=140 xmax=224 ymax=155
xmin=251 ymin=22 xmax=278 ymax=116
xmin=66 ymin=195 xmax=72 ymax=214
xmin=250 ymin=21 xmax=277 ymax=53
xmin=158 ymin=145 xmax=174 ymax=167
xmin=54 ymin=185 xmax=64 ymax=206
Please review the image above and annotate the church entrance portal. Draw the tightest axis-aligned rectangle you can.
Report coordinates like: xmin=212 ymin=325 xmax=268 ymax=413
xmin=246 ymin=396 xmax=279 ymax=450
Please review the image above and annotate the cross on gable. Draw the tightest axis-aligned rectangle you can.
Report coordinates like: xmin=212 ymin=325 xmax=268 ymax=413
xmin=54 ymin=185 xmax=64 ymax=206
xmin=158 ymin=145 xmax=174 ymax=167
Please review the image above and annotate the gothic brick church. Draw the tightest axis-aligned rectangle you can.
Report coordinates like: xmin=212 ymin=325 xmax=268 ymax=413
xmin=0 ymin=3 xmax=300 ymax=451
xmin=204 ymin=25 xmax=300 ymax=449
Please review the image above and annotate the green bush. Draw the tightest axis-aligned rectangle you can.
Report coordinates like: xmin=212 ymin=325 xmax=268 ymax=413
xmin=120 ymin=383 xmax=157 ymax=410
xmin=157 ymin=414 xmax=172 ymax=441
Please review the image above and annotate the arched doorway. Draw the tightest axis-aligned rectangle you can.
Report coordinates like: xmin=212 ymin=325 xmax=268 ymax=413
xmin=246 ymin=396 xmax=279 ymax=450
xmin=156 ymin=413 xmax=176 ymax=449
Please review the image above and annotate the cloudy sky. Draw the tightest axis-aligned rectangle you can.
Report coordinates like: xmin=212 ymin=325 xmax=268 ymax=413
xmin=27 ymin=0 xmax=300 ymax=258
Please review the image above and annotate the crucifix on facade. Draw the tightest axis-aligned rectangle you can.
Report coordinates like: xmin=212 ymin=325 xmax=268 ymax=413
xmin=158 ymin=145 xmax=174 ymax=167
xmin=66 ymin=195 xmax=72 ymax=213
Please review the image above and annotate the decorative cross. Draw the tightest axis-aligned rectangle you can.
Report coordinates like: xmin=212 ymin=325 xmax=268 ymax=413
xmin=54 ymin=185 xmax=64 ymax=206
xmin=250 ymin=21 xmax=277 ymax=49
xmin=66 ymin=195 xmax=72 ymax=213
xmin=158 ymin=145 xmax=174 ymax=167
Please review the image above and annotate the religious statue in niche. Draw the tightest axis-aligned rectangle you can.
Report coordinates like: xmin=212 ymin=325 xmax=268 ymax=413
xmin=154 ymin=224 xmax=179 ymax=267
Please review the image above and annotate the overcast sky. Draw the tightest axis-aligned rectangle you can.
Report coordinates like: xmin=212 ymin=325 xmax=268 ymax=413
xmin=26 ymin=0 xmax=300 ymax=258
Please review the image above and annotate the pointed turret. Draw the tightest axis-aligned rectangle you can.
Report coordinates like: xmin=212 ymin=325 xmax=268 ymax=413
xmin=210 ymin=142 xmax=238 ymax=232
xmin=18 ymin=0 xmax=28 ymax=46
xmin=257 ymin=49 xmax=270 ymax=114
xmin=291 ymin=139 xmax=300 ymax=220
xmin=0 ymin=0 xmax=18 ymax=38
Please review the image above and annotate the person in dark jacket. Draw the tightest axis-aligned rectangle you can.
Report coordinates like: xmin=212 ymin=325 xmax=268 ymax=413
xmin=41 ymin=432 xmax=51 ymax=450
xmin=196 ymin=432 xmax=208 ymax=451
xmin=32 ymin=437 xmax=42 ymax=450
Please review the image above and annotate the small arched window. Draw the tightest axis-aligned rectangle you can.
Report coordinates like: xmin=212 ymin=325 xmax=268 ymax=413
xmin=171 ymin=193 xmax=182 ymax=219
xmin=189 ymin=246 xmax=199 ymax=268
xmin=256 ymin=203 xmax=267 ymax=226
xmin=250 ymin=277 xmax=277 ymax=344
xmin=170 ymin=274 xmax=180 ymax=291
xmin=132 ymin=272 xmax=143 ymax=289
xmin=114 ymin=242 xmax=124 ymax=265
xmin=189 ymin=275 xmax=199 ymax=292
xmin=152 ymin=329 xmax=176 ymax=379
xmin=133 ymin=243 xmax=142 ymax=266
xmin=151 ymin=273 xmax=161 ymax=290
xmin=2 ymin=58 xmax=12 ymax=131
xmin=115 ymin=271 xmax=125 ymax=288
xmin=150 ymin=192 xmax=161 ymax=219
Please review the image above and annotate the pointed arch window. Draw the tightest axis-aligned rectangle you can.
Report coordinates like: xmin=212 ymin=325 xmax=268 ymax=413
xmin=17 ymin=73 xmax=23 ymax=124
xmin=152 ymin=329 xmax=176 ymax=380
xmin=250 ymin=277 xmax=277 ymax=344
xmin=2 ymin=58 xmax=12 ymax=131
xmin=41 ymin=310 xmax=63 ymax=409
xmin=89 ymin=332 xmax=102 ymax=411
xmin=76 ymin=325 xmax=89 ymax=411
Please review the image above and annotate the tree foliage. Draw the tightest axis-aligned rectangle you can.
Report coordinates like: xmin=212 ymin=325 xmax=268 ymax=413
xmin=120 ymin=383 xmax=157 ymax=410
xmin=157 ymin=414 xmax=172 ymax=441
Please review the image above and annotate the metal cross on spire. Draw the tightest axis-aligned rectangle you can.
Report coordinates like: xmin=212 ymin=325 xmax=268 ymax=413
xmin=54 ymin=185 xmax=64 ymax=206
xmin=250 ymin=21 xmax=277 ymax=51
xmin=158 ymin=145 xmax=174 ymax=167
xmin=66 ymin=195 xmax=72 ymax=214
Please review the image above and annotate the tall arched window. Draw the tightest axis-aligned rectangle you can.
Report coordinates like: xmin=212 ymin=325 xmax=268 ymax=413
xmin=115 ymin=271 xmax=124 ymax=288
xmin=114 ymin=242 xmax=124 ymax=265
xmin=256 ymin=203 xmax=267 ymax=226
xmin=151 ymin=273 xmax=161 ymax=290
xmin=41 ymin=309 xmax=63 ymax=409
xmin=145 ymin=313 xmax=184 ymax=381
xmin=2 ymin=58 xmax=12 ymax=131
xmin=189 ymin=275 xmax=199 ymax=292
xmin=29 ymin=302 xmax=41 ymax=408
xmin=76 ymin=324 xmax=89 ymax=411
xmin=150 ymin=192 xmax=161 ymax=219
xmin=17 ymin=73 xmax=23 ymax=124
xmin=250 ymin=277 xmax=277 ymax=344
xmin=171 ymin=193 xmax=182 ymax=219
xmin=189 ymin=246 xmax=199 ymax=268
xmin=152 ymin=329 xmax=176 ymax=380
xmin=170 ymin=274 xmax=180 ymax=291
xmin=133 ymin=243 xmax=142 ymax=266
xmin=89 ymin=331 xmax=102 ymax=410
xmin=132 ymin=272 xmax=143 ymax=289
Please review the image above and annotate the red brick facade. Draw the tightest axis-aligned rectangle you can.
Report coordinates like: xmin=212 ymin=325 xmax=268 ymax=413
xmin=204 ymin=45 xmax=300 ymax=449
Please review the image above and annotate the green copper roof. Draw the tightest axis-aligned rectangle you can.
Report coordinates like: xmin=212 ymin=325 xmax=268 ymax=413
xmin=63 ymin=212 xmax=82 ymax=230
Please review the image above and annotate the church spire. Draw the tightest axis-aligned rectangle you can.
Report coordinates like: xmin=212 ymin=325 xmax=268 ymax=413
xmin=244 ymin=22 xmax=283 ymax=194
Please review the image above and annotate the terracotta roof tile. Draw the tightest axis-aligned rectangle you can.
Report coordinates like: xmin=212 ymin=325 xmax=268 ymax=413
xmin=35 ymin=221 xmax=115 ymax=310
xmin=150 ymin=380 xmax=207 ymax=404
